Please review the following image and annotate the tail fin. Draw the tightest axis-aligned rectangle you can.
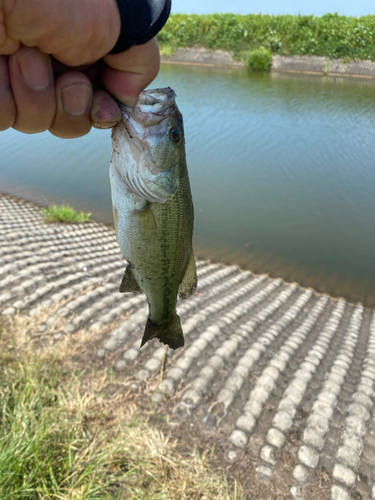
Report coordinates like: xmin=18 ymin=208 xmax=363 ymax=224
xmin=140 ymin=314 xmax=184 ymax=350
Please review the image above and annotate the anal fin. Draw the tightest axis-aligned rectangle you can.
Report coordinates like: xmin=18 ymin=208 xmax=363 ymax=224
xmin=119 ymin=264 xmax=143 ymax=293
xmin=178 ymin=250 xmax=197 ymax=299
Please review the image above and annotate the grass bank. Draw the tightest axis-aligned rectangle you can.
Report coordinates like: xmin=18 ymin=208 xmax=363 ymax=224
xmin=0 ymin=315 xmax=244 ymax=499
xmin=159 ymin=13 xmax=375 ymax=63
xmin=42 ymin=204 xmax=91 ymax=223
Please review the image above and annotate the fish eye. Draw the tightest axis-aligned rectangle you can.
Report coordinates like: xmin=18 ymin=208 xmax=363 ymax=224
xmin=169 ymin=128 xmax=181 ymax=142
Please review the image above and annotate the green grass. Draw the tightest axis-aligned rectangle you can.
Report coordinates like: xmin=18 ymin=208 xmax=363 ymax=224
xmin=246 ymin=47 xmax=272 ymax=70
xmin=159 ymin=44 xmax=178 ymax=57
xmin=0 ymin=319 xmax=245 ymax=500
xmin=0 ymin=355 xmax=117 ymax=499
xmin=159 ymin=13 xmax=375 ymax=61
xmin=42 ymin=204 xmax=91 ymax=223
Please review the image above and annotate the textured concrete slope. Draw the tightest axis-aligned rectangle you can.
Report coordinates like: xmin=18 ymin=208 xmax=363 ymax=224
xmin=1 ymin=193 xmax=375 ymax=499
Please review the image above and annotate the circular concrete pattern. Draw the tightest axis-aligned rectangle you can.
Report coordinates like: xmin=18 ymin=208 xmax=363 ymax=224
xmin=1 ymin=193 xmax=375 ymax=499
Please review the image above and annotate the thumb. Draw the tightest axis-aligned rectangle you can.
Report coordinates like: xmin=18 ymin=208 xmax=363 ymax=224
xmin=102 ymin=37 xmax=160 ymax=108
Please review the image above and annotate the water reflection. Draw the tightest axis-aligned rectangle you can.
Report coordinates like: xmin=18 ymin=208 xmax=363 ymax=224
xmin=1 ymin=64 xmax=375 ymax=306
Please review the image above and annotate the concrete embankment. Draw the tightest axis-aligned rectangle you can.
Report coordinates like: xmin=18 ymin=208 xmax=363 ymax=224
xmin=1 ymin=193 xmax=375 ymax=499
xmin=162 ymin=48 xmax=375 ymax=78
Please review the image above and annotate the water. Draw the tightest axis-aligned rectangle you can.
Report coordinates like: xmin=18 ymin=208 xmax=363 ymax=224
xmin=1 ymin=64 xmax=375 ymax=306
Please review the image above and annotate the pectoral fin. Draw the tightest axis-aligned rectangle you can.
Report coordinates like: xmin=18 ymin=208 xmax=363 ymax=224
xmin=119 ymin=264 xmax=143 ymax=293
xmin=178 ymin=250 xmax=197 ymax=299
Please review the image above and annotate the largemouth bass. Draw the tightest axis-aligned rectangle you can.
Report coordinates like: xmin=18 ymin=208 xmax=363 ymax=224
xmin=110 ymin=87 xmax=197 ymax=349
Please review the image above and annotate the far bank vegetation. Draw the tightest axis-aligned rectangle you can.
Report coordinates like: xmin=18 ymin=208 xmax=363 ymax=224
xmin=159 ymin=13 xmax=375 ymax=69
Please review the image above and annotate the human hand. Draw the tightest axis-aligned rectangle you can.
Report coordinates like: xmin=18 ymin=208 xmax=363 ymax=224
xmin=0 ymin=0 xmax=161 ymax=138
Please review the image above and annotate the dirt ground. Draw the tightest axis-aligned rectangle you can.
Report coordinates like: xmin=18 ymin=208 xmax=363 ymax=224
xmin=5 ymin=305 xmax=334 ymax=500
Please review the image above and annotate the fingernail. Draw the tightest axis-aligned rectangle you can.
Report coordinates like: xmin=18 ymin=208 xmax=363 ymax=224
xmin=18 ymin=51 xmax=50 ymax=89
xmin=61 ymin=84 xmax=92 ymax=115
xmin=120 ymin=95 xmax=138 ymax=109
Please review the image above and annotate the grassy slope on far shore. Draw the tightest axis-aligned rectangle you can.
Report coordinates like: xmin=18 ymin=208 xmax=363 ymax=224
xmin=158 ymin=13 xmax=375 ymax=62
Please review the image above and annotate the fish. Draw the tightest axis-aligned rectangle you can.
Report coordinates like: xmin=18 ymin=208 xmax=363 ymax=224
xmin=109 ymin=87 xmax=197 ymax=350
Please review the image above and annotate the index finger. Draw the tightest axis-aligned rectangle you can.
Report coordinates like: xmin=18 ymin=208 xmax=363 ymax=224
xmin=102 ymin=37 xmax=160 ymax=108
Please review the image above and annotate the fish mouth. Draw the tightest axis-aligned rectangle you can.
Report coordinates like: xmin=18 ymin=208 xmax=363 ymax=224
xmin=118 ymin=87 xmax=177 ymax=127
xmin=112 ymin=88 xmax=179 ymax=179
xmin=114 ymin=87 xmax=177 ymax=162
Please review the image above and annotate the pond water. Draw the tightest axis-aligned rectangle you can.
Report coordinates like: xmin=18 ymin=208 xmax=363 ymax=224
xmin=1 ymin=64 xmax=375 ymax=306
